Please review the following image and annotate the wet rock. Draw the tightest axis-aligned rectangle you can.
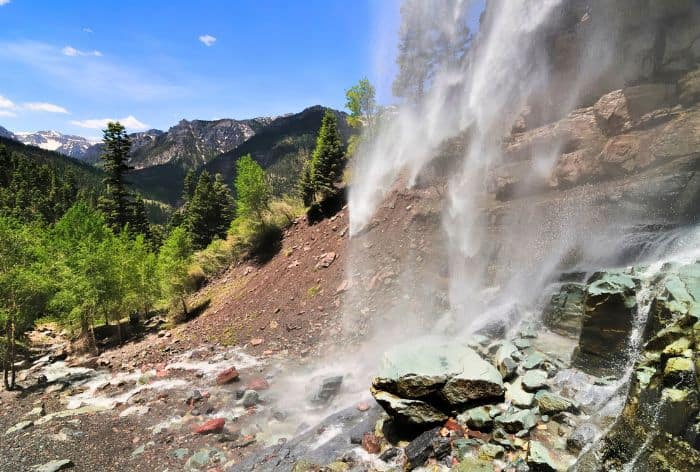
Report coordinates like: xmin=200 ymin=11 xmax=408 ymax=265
xmin=478 ymin=443 xmax=505 ymax=460
xmin=30 ymin=460 xmax=74 ymax=472
xmin=215 ymin=366 xmax=239 ymax=385
xmin=378 ymin=447 xmax=401 ymax=462
xmin=457 ymin=406 xmax=493 ymax=431
xmin=246 ymin=377 xmax=270 ymax=391
xmin=372 ymin=390 xmax=447 ymax=426
xmin=311 ymin=376 xmax=343 ymax=404
xmin=495 ymin=408 xmax=537 ymax=433
xmin=241 ymin=390 xmax=259 ymax=407
xmin=453 ymin=456 xmax=494 ymax=471
xmin=534 ymin=391 xmax=578 ymax=415
xmin=404 ymin=427 xmax=441 ymax=469
xmin=573 ymin=271 xmax=637 ymax=376
xmin=522 ymin=370 xmax=548 ymax=392
xmin=527 ymin=440 xmax=560 ymax=471
xmin=499 ymin=356 xmax=518 ymax=381
xmin=513 ymin=338 xmax=532 ymax=350
xmin=523 ymin=352 xmax=546 ymax=370
xmin=679 ymin=66 xmax=700 ymax=106
xmin=542 ymin=283 xmax=586 ymax=338
xmin=193 ymin=418 xmax=225 ymax=434
xmin=506 ymin=379 xmax=535 ymax=408
xmin=567 ymin=423 xmax=597 ymax=453
xmin=361 ymin=432 xmax=381 ymax=453
xmin=663 ymin=356 xmax=696 ymax=388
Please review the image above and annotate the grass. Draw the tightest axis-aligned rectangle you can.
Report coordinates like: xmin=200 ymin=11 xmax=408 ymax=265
xmin=307 ymin=285 xmax=321 ymax=298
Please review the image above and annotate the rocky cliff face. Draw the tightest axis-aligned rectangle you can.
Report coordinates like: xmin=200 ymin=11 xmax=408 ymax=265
xmin=0 ymin=125 xmax=14 ymax=140
xmin=13 ymin=130 xmax=97 ymax=159
xmin=83 ymin=117 xmax=271 ymax=169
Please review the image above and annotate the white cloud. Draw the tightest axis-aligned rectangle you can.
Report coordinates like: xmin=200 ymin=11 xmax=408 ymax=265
xmin=198 ymin=35 xmax=217 ymax=47
xmin=71 ymin=115 xmax=149 ymax=131
xmin=83 ymin=27 xmax=93 ymax=33
xmin=62 ymin=46 xmax=102 ymax=57
xmin=0 ymin=95 xmax=16 ymax=109
xmin=0 ymin=0 xmax=11 ymax=6
xmin=0 ymin=41 xmax=187 ymax=101
xmin=23 ymin=102 xmax=69 ymax=113
xmin=0 ymin=110 xmax=16 ymax=117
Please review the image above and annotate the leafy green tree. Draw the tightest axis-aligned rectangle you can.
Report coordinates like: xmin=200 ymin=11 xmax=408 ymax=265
xmin=0 ymin=218 xmax=51 ymax=389
xmin=131 ymin=234 xmax=160 ymax=319
xmin=234 ymin=154 xmax=271 ymax=221
xmin=309 ymin=110 xmax=345 ymax=201
xmin=158 ymin=226 xmax=193 ymax=318
xmin=98 ymin=122 xmax=133 ymax=230
xmin=346 ymin=77 xmax=378 ymax=133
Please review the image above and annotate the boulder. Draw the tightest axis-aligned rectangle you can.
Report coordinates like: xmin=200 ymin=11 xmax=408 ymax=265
xmin=542 ymin=283 xmax=586 ymax=338
xmin=241 ymin=390 xmax=259 ymax=408
xmin=506 ymin=379 xmax=535 ymax=408
xmin=404 ymin=427 xmax=442 ymax=470
xmin=371 ymin=390 xmax=447 ymax=427
xmin=371 ymin=337 xmax=503 ymax=426
xmin=567 ymin=423 xmax=597 ymax=453
xmin=593 ymin=84 xmax=676 ymax=136
xmin=573 ymin=271 xmax=637 ymax=376
xmin=311 ymin=376 xmax=343 ymax=404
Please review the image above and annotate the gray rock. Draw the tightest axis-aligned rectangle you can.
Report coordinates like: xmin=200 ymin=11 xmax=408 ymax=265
xmin=5 ymin=420 xmax=33 ymax=435
xmin=522 ymin=352 xmax=546 ymax=370
xmin=241 ymin=390 xmax=259 ymax=408
xmin=372 ymin=390 xmax=447 ymax=426
xmin=495 ymin=408 xmax=537 ymax=433
xmin=499 ymin=356 xmax=518 ymax=381
xmin=534 ymin=391 xmax=578 ymax=415
xmin=31 ymin=460 xmax=74 ymax=472
xmin=527 ymin=440 xmax=559 ymax=471
xmin=169 ymin=448 xmax=190 ymax=460
xmin=185 ymin=447 xmax=225 ymax=470
xmin=457 ymin=406 xmax=493 ymax=431
xmin=404 ymin=427 xmax=441 ymax=469
xmin=310 ymin=376 xmax=343 ymax=404
xmin=567 ymin=423 xmax=597 ymax=453
xmin=542 ymin=283 xmax=586 ymax=338
xmin=506 ymin=380 xmax=535 ymax=408
xmin=478 ymin=442 xmax=505 ymax=459
xmin=522 ymin=370 xmax=548 ymax=392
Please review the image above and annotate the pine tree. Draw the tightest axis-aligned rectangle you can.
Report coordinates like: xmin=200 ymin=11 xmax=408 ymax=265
xmin=298 ymin=161 xmax=315 ymax=207
xmin=310 ymin=110 xmax=345 ymax=200
xmin=212 ymin=173 xmax=235 ymax=239
xmin=185 ymin=171 xmax=216 ymax=249
xmin=129 ymin=195 xmax=152 ymax=240
xmin=99 ymin=122 xmax=133 ymax=230
xmin=182 ymin=169 xmax=197 ymax=203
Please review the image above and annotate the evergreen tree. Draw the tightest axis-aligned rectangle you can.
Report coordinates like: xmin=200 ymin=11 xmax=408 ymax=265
xmin=298 ymin=161 xmax=315 ymax=207
xmin=310 ymin=110 xmax=345 ymax=200
xmin=212 ymin=173 xmax=235 ymax=238
xmin=128 ymin=194 xmax=152 ymax=240
xmin=234 ymin=154 xmax=270 ymax=221
xmin=98 ymin=122 xmax=133 ymax=230
xmin=182 ymin=169 xmax=197 ymax=203
xmin=185 ymin=171 xmax=217 ymax=249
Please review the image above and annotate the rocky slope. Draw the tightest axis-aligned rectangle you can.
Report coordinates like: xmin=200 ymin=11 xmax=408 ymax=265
xmin=83 ymin=117 xmax=272 ymax=169
xmin=13 ymin=130 xmax=97 ymax=159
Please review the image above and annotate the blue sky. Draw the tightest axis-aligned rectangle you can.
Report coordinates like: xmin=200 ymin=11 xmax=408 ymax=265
xmin=0 ymin=0 xmax=401 ymax=138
